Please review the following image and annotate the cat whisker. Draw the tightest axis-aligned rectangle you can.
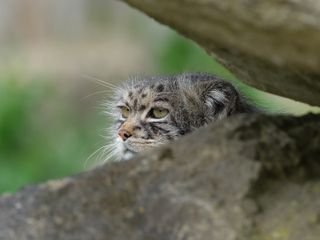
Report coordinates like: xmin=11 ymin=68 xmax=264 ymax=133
xmin=84 ymin=145 xmax=110 ymax=169
xmin=99 ymin=134 xmax=116 ymax=141
xmin=100 ymin=101 xmax=118 ymax=113
xmin=82 ymin=74 xmax=121 ymax=91
xmin=94 ymin=141 xmax=119 ymax=164
xmin=102 ymin=110 xmax=115 ymax=116
xmin=104 ymin=141 xmax=122 ymax=162
xmin=98 ymin=146 xmax=113 ymax=163
xmin=81 ymin=90 xmax=112 ymax=101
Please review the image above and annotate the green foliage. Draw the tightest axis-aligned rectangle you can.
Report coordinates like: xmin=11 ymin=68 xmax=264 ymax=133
xmin=155 ymin=33 xmax=230 ymax=77
xmin=0 ymin=73 xmax=101 ymax=193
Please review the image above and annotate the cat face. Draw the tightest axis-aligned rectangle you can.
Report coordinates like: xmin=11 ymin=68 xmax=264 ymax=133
xmin=111 ymin=81 xmax=182 ymax=160
xmin=108 ymin=74 xmax=253 ymax=161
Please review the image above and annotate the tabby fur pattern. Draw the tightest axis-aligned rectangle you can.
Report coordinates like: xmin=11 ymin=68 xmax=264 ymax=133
xmin=106 ymin=73 xmax=255 ymax=161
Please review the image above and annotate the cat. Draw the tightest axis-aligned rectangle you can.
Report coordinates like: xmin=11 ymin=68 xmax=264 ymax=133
xmin=105 ymin=73 xmax=255 ymax=161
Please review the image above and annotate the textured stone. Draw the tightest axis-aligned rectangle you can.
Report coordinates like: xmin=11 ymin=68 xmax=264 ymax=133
xmin=0 ymin=114 xmax=319 ymax=240
xmin=121 ymin=0 xmax=320 ymax=106
xmin=1 ymin=1 xmax=320 ymax=238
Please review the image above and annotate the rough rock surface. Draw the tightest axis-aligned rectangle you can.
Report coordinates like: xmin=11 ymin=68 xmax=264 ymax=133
xmin=121 ymin=0 xmax=320 ymax=106
xmin=1 ymin=1 xmax=320 ymax=238
xmin=0 ymin=114 xmax=319 ymax=240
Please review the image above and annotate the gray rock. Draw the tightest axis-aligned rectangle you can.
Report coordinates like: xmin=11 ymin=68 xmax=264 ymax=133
xmin=0 ymin=114 xmax=319 ymax=240
xmin=121 ymin=0 xmax=320 ymax=106
xmin=1 ymin=1 xmax=320 ymax=239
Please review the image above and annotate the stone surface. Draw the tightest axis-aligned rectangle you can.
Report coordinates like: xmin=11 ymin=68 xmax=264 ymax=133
xmin=120 ymin=0 xmax=320 ymax=106
xmin=0 ymin=114 xmax=319 ymax=240
xmin=1 ymin=2 xmax=320 ymax=238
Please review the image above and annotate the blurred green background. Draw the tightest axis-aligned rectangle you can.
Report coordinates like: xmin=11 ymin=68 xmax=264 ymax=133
xmin=0 ymin=1 xmax=319 ymax=194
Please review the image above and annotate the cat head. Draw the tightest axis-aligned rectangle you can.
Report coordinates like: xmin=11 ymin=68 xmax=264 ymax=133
xmin=107 ymin=73 xmax=251 ymax=160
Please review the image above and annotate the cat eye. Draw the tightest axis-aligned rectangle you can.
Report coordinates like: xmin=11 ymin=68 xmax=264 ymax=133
xmin=150 ymin=108 xmax=169 ymax=119
xmin=120 ymin=106 xmax=130 ymax=118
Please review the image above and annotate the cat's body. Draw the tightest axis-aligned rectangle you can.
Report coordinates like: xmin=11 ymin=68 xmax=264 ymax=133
xmin=107 ymin=73 xmax=256 ymax=161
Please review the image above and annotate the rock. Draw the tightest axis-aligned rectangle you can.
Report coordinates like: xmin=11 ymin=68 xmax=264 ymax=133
xmin=0 ymin=114 xmax=319 ymax=240
xmin=1 ymin=1 xmax=320 ymax=238
xmin=121 ymin=0 xmax=320 ymax=106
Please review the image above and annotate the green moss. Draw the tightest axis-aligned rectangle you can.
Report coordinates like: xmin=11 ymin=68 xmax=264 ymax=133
xmin=251 ymin=226 xmax=290 ymax=240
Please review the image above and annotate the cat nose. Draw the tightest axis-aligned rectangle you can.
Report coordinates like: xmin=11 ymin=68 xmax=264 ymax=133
xmin=118 ymin=129 xmax=132 ymax=141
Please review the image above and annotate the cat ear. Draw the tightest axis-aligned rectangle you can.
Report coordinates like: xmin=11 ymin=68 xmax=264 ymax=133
xmin=202 ymin=81 xmax=239 ymax=120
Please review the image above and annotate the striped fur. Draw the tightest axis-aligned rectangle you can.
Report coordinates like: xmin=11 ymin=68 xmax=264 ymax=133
xmin=107 ymin=73 xmax=255 ymax=161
